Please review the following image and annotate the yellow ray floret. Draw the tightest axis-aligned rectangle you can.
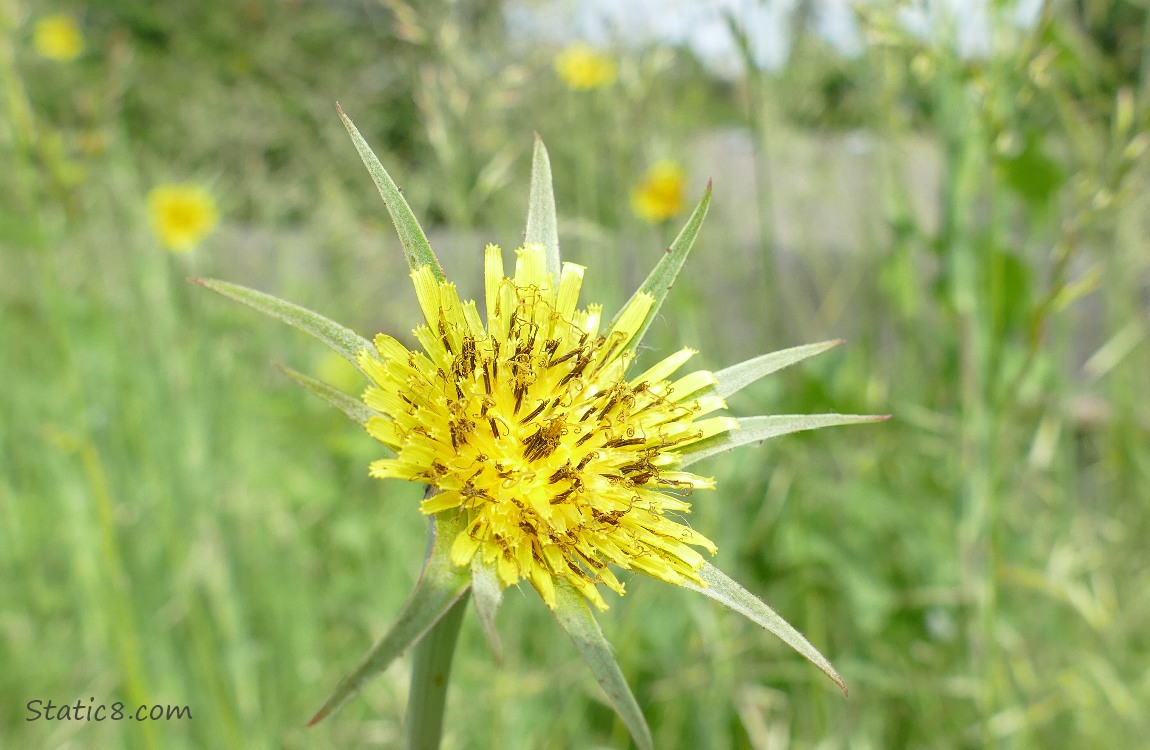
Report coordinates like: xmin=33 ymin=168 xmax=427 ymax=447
xmin=359 ymin=244 xmax=737 ymax=610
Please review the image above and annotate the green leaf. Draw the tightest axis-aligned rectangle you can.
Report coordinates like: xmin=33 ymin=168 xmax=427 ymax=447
xmin=997 ymin=135 xmax=1066 ymax=207
xmin=679 ymin=414 xmax=889 ymax=467
xmin=469 ymin=558 xmax=504 ymax=665
xmin=336 ymin=103 xmax=446 ymax=281
xmin=306 ymin=514 xmax=470 ymax=726
xmin=191 ymin=278 xmax=374 ymax=370
xmin=275 ymin=363 xmax=377 ymax=428
xmin=525 ymin=134 xmax=561 ymax=280
xmin=551 ymin=581 xmax=653 ymax=750
xmin=610 ymin=182 xmax=712 ymax=351
xmin=711 ymin=340 xmax=844 ymax=399
xmin=682 ymin=563 xmax=847 ymax=694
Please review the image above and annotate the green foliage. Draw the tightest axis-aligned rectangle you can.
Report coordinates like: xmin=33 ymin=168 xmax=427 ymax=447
xmin=3 ymin=0 xmax=1149 ymax=748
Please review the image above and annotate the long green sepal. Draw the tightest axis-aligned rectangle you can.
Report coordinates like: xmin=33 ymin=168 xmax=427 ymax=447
xmin=679 ymin=414 xmax=889 ymax=467
xmin=306 ymin=514 xmax=470 ymax=726
xmin=682 ymin=563 xmax=847 ymax=694
xmin=192 ymin=278 xmax=375 ymax=370
xmin=524 ymin=134 xmax=561 ymax=280
xmin=276 ymin=363 xmax=377 ymax=427
xmin=469 ymin=559 xmax=504 ymax=665
xmin=610 ymin=181 xmax=712 ymax=351
xmin=551 ymin=582 xmax=653 ymax=750
xmin=711 ymin=340 xmax=844 ymax=399
xmin=406 ymin=591 xmax=469 ymax=750
xmin=336 ymin=103 xmax=446 ymax=281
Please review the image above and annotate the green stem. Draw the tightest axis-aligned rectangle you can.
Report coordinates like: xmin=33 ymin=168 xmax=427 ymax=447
xmin=406 ymin=589 xmax=469 ymax=750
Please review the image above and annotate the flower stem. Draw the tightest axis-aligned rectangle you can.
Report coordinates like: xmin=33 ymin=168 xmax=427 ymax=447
xmin=406 ymin=589 xmax=469 ymax=750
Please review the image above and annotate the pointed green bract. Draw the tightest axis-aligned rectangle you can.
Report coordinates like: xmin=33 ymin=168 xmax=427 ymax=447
xmin=192 ymin=278 xmax=375 ymax=371
xmin=525 ymin=135 xmax=561 ymax=280
xmin=683 ymin=564 xmax=847 ymax=693
xmin=276 ymin=363 xmax=378 ymax=427
xmin=336 ymin=104 xmax=446 ymax=281
xmin=711 ymin=340 xmax=844 ymax=399
xmin=551 ymin=582 xmax=653 ymax=750
xmin=469 ymin=558 xmax=505 ymax=665
xmin=608 ymin=182 xmax=712 ymax=351
xmin=679 ymin=414 xmax=889 ymax=467
xmin=306 ymin=515 xmax=470 ymax=726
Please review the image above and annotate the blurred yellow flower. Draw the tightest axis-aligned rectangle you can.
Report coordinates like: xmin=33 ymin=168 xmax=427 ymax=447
xmin=631 ymin=161 xmax=686 ymax=223
xmin=147 ymin=184 xmax=219 ymax=253
xmin=554 ymin=43 xmax=617 ymax=91
xmin=33 ymin=14 xmax=84 ymax=62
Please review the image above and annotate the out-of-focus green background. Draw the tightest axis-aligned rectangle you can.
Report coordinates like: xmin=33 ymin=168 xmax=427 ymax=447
xmin=3 ymin=1 xmax=1148 ymax=747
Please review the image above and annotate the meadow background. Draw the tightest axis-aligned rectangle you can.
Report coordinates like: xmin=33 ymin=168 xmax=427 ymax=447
xmin=3 ymin=0 xmax=1149 ymax=748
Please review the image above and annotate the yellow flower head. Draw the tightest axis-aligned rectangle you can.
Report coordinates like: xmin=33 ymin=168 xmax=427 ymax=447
xmin=358 ymin=244 xmax=734 ymax=610
xmin=33 ymin=14 xmax=84 ymax=62
xmin=147 ymin=184 xmax=219 ymax=253
xmin=554 ymin=43 xmax=617 ymax=91
xmin=631 ymin=161 xmax=687 ymax=223
xmin=199 ymin=116 xmax=882 ymax=733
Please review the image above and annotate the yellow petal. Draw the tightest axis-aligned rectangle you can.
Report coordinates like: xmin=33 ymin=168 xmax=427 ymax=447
xmin=632 ymin=347 xmax=696 ymax=386
xmin=484 ymin=244 xmax=504 ymax=325
xmin=669 ymin=370 xmax=717 ymax=401
xmin=528 ymin=564 xmax=557 ymax=608
xmin=450 ymin=526 xmax=483 ymax=566
xmin=555 ymin=263 xmax=586 ymax=321
xmin=513 ymin=243 xmax=549 ymax=291
xmin=411 ymin=265 xmax=441 ymax=329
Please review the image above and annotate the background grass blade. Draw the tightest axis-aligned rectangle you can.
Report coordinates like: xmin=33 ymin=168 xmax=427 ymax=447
xmin=551 ymin=582 xmax=654 ymax=750
xmin=711 ymin=340 xmax=844 ymax=399
xmin=336 ymin=103 xmax=446 ymax=280
xmin=307 ymin=516 xmax=470 ymax=726
xmin=682 ymin=563 xmax=847 ymax=694
xmin=192 ymin=278 xmax=375 ymax=369
xmin=680 ymin=414 xmax=889 ymax=467
xmin=525 ymin=134 xmax=561 ymax=280
xmin=607 ymin=182 xmax=711 ymax=350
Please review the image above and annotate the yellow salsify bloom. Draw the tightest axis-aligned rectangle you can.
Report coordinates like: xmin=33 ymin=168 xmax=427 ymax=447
xmin=553 ymin=43 xmax=617 ymax=91
xmin=33 ymin=14 xmax=84 ymax=62
xmin=196 ymin=108 xmax=884 ymax=746
xmin=359 ymin=244 xmax=732 ymax=610
xmin=632 ymin=160 xmax=686 ymax=222
xmin=147 ymin=184 xmax=219 ymax=253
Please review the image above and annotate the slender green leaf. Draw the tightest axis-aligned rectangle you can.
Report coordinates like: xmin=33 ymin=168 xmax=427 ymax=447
xmin=307 ymin=515 xmax=470 ymax=726
xmin=469 ymin=558 xmax=504 ymax=665
xmin=336 ymin=103 xmax=446 ymax=281
xmin=682 ymin=563 xmax=847 ymax=694
xmin=680 ymin=414 xmax=888 ymax=467
xmin=551 ymin=582 xmax=653 ymax=750
xmin=610 ymin=182 xmax=712 ymax=350
xmin=276 ymin=363 xmax=376 ymax=427
xmin=711 ymin=340 xmax=844 ymax=399
xmin=407 ymin=591 xmax=469 ymax=750
xmin=525 ymin=134 xmax=560 ymax=279
xmin=192 ymin=278 xmax=374 ymax=370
